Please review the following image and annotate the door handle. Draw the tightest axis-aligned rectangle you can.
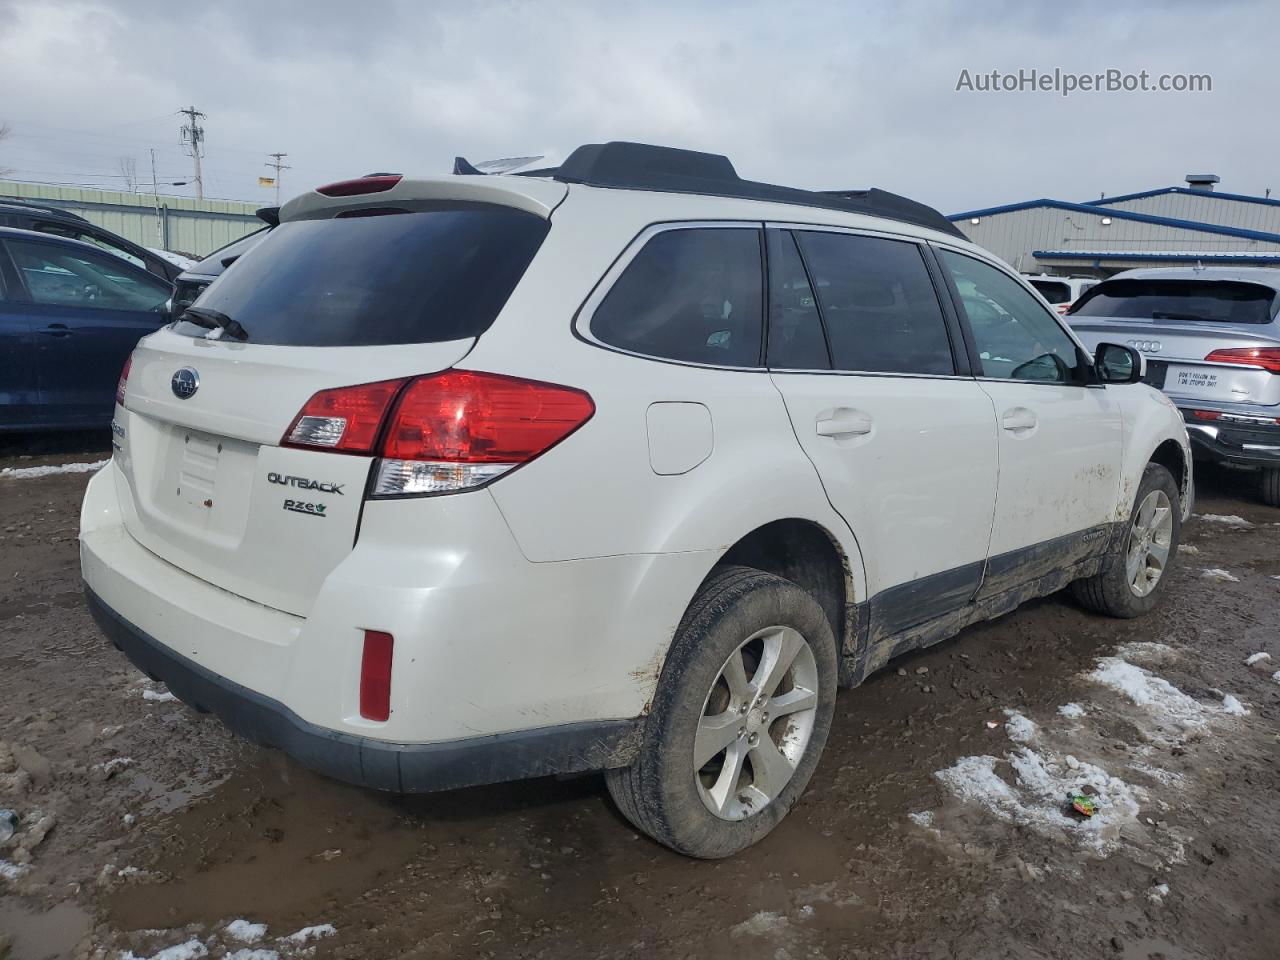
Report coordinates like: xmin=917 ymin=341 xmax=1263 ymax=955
xmin=816 ymin=410 xmax=873 ymax=438
xmin=40 ymin=324 xmax=72 ymax=338
xmin=1001 ymin=407 xmax=1038 ymax=433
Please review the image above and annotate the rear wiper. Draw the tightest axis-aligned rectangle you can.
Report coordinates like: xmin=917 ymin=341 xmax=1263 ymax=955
xmin=182 ymin=305 xmax=249 ymax=341
xmin=1150 ymin=311 xmax=1206 ymax=322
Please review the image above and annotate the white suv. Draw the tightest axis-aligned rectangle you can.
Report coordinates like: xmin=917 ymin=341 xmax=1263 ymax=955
xmin=81 ymin=142 xmax=1192 ymax=858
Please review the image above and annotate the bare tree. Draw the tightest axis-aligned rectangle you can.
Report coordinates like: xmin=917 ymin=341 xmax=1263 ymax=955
xmin=117 ymin=155 xmax=138 ymax=192
xmin=0 ymin=122 xmax=12 ymax=178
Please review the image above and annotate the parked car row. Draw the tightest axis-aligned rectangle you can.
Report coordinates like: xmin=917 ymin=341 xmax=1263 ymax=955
xmin=0 ymin=201 xmax=276 ymax=432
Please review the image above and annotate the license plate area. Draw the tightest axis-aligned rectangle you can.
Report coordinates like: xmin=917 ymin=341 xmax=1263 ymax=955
xmin=176 ymin=431 xmax=221 ymax=508
xmin=1162 ymin=364 xmax=1260 ymax=402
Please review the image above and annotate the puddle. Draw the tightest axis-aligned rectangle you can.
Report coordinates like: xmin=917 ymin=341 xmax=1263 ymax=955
xmin=0 ymin=899 xmax=93 ymax=960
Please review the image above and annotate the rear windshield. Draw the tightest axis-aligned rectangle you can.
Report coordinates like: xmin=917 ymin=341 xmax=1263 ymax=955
xmin=1068 ymin=279 xmax=1278 ymax=324
xmin=173 ymin=204 xmax=549 ymax=346
xmin=1029 ymin=279 xmax=1071 ymax=304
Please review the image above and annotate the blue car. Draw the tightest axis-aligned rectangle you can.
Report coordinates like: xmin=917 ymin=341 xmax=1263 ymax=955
xmin=0 ymin=226 xmax=174 ymax=431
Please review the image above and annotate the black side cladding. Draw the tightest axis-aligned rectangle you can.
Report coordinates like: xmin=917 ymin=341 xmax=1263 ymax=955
xmin=551 ymin=141 xmax=965 ymax=239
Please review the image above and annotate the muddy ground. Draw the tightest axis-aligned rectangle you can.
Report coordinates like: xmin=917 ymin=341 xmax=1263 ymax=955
xmin=1 ymin=433 xmax=1278 ymax=960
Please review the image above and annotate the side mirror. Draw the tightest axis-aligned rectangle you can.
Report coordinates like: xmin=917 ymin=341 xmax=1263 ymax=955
xmin=1095 ymin=342 xmax=1145 ymax=384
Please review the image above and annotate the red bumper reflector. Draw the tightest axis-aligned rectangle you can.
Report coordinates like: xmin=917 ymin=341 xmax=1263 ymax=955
xmin=360 ymin=630 xmax=394 ymax=722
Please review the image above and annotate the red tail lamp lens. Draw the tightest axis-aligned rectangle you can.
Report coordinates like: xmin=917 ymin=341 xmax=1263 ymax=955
xmin=282 ymin=378 xmax=408 ymax=453
xmin=116 ymin=354 xmax=132 ymax=406
xmin=360 ymin=630 xmax=394 ymax=722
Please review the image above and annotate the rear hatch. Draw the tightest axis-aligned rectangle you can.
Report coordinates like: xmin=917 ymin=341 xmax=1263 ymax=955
xmin=113 ymin=176 xmax=562 ymax=616
xmin=1067 ymin=277 xmax=1280 ymax=406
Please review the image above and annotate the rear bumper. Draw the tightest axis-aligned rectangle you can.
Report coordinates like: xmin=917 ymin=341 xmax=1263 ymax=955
xmin=86 ymin=587 xmax=640 ymax=793
xmin=1184 ymin=415 xmax=1280 ymax=469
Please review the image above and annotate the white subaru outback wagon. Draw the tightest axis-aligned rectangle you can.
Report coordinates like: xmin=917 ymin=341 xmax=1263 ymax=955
xmin=82 ymin=142 xmax=1192 ymax=858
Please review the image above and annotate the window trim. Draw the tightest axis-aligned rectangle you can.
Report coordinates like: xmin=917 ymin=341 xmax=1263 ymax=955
xmin=574 ymin=220 xmax=769 ymax=371
xmin=929 ymin=241 xmax=1099 ymax=387
xmin=764 ymin=222 xmax=970 ymax=379
xmin=5 ymin=235 xmax=173 ymax=313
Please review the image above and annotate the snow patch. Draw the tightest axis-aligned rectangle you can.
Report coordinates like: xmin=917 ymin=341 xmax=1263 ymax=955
xmin=280 ymin=924 xmax=336 ymax=945
xmin=0 ymin=459 xmax=109 ymax=480
xmin=226 ymin=920 xmax=268 ymax=944
xmin=934 ymin=748 xmax=1143 ymax=854
xmin=1003 ymin=710 xmax=1037 ymax=744
xmin=122 ymin=940 xmax=208 ymax=960
xmin=1197 ymin=514 xmax=1253 ymax=528
xmin=1115 ymin=641 xmax=1176 ymax=662
xmin=1201 ymin=568 xmax=1240 ymax=582
xmin=908 ymin=810 xmax=935 ymax=828
xmin=730 ymin=911 xmax=789 ymax=937
xmin=1221 ymin=694 xmax=1249 ymax=716
xmin=1057 ymin=703 xmax=1086 ymax=719
xmin=0 ymin=859 xmax=30 ymax=881
xmin=1176 ymin=543 xmax=1199 ymax=555
xmin=142 ymin=687 xmax=177 ymax=703
xmin=1244 ymin=652 xmax=1272 ymax=666
xmin=1273 ymin=670 xmax=1280 ymax=685
xmin=1148 ymin=882 xmax=1170 ymax=904
xmin=225 ymin=951 xmax=278 ymax=960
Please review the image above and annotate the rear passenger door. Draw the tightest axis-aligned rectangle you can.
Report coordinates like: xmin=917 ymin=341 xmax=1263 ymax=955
xmin=766 ymin=227 xmax=999 ymax=640
xmin=0 ymin=247 xmax=42 ymax=429
xmin=934 ymin=247 xmax=1122 ymax=596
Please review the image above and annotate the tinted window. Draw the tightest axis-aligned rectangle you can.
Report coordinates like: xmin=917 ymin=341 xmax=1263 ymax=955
xmin=8 ymin=239 xmax=170 ymax=312
xmin=591 ymin=227 xmax=763 ymax=366
xmin=173 ymin=205 xmax=549 ymax=346
xmin=1069 ymin=278 xmax=1277 ymax=324
xmin=795 ymin=232 xmax=954 ymax=375
xmin=766 ymin=230 xmax=829 ymax=369
xmin=33 ymin=222 xmax=147 ymax=270
xmin=1029 ymin=279 xmax=1071 ymax=304
xmin=940 ymin=249 xmax=1083 ymax=382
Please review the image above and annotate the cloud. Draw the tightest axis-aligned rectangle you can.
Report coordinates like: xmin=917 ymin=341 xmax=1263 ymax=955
xmin=1 ymin=0 xmax=1277 ymax=213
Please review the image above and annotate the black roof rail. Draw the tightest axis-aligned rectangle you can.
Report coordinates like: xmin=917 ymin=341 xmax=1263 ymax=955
xmin=548 ymin=142 xmax=964 ymax=239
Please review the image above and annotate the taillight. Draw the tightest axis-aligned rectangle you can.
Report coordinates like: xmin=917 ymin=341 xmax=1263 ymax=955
xmin=116 ymin=354 xmax=132 ymax=406
xmin=1204 ymin=347 xmax=1280 ymax=373
xmin=282 ymin=378 xmax=408 ymax=453
xmin=359 ymin=630 xmax=394 ymax=722
xmin=315 ymin=175 xmax=402 ymax=197
xmin=1056 ymin=303 xmax=1071 ymax=315
xmin=280 ymin=370 xmax=595 ymax=496
xmin=1191 ymin=410 xmax=1222 ymax=421
xmin=373 ymin=370 xmax=595 ymax=496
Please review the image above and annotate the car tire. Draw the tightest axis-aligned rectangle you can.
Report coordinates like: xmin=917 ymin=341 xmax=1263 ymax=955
xmin=605 ymin=565 xmax=837 ymax=859
xmin=1072 ymin=462 xmax=1181 ymax=619
xmin=1262 ymin=467 xmax=1280 ymax=507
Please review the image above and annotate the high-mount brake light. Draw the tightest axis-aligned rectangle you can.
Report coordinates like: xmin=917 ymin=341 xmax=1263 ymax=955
xmin=1204 ymin=347 xmax=1280 ymax=373
xmin=281 ymin=378 xmax=408 ymax=453
xmin=279 ymin=370 xmax=595 ymax=495
xmin=315 ymin=175 xmax=403 ymax=197
xmin=116 ymin=354 xmax=132 ymax=406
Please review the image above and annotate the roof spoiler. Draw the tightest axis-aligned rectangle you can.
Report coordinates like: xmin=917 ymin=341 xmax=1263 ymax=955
xmin=255 ymin=206 xmax=280 ymax=227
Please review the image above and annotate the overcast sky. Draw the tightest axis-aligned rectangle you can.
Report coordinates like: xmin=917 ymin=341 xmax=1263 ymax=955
xmin=2 ymin=0 xmax=1277 ymax=215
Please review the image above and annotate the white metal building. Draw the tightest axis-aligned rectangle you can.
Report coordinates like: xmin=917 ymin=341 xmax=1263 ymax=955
xmin=950 ymin=175 xmax=1280 ymax=277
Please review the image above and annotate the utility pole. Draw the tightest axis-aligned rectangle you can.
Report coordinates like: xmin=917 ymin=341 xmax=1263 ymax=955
xmin=150 ymin=148 xmax=163 ymax=246
xmin=265 ymin=152 xmax=291 ymax=205
xmin=178 ymin=105 xmax=206 ymax=199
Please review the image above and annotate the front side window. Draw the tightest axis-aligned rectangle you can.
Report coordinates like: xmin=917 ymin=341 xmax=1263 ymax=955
xmin=795 ymin=231 xmax=954 ymax=376
xmin=940 ymin=249 xmax=1083 ymax=382
xmin=590 ymin=227 xmax=763 ymax=367
xmin=7 ymin=239 xmax=170 ymax=312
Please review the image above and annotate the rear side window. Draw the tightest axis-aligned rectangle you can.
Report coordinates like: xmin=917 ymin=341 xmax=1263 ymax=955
xmin=766 ymin=230 xmax=829 ymax=369
xmin=1069 ymin=278 xmax=1278 ymax=324
xmin=795 ymin=232 xmax=954 ymax=375
xmin=1029 ymin=279 xmax=1071 ymax=304
xmin=590 ymin=227 xmax=763 ymax=367
xmin=174 ymin=204 xmax=549 ymax=346
xmin=7 ymin=239 xmax=170 ymax=311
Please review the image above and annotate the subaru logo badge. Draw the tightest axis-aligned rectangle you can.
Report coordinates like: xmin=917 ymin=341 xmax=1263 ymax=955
xmin=171 ymin=367 xmax=200 ymax=399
